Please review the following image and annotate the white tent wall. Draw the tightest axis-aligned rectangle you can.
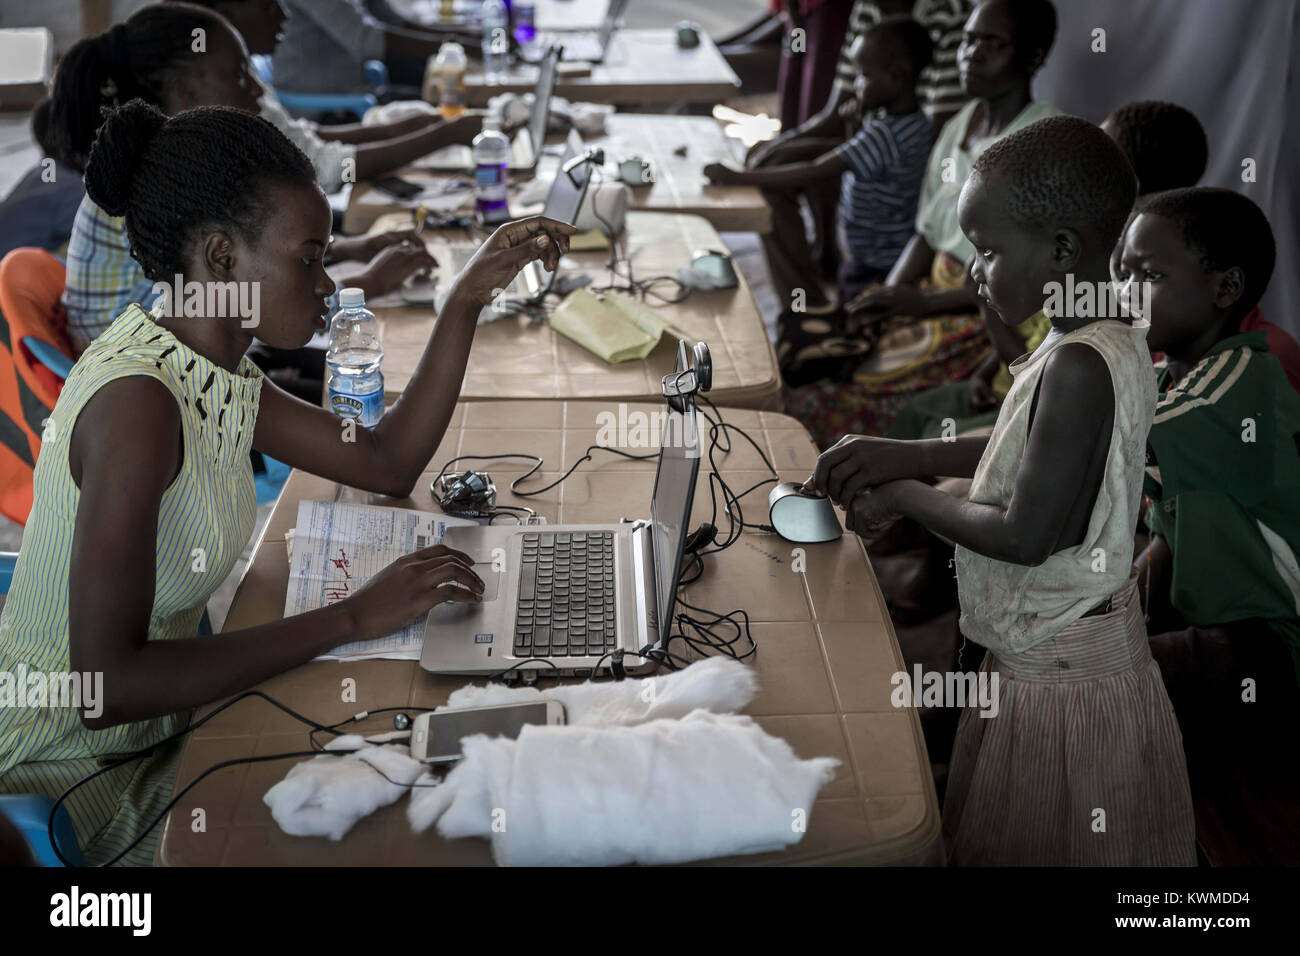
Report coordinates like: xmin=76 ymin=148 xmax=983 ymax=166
xmin=1029 ymin=0 xmax=1300 ymax=338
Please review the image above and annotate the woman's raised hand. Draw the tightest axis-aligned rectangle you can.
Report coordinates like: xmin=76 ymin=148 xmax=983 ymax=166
xmin=450 ymin=216 xmax=580 ymax=308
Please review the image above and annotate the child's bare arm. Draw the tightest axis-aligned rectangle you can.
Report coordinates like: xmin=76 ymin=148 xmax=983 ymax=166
xmin=806 ymin=434 xmax=991 ymax=503
xmin=703 ymin=150 xmax=846 ymax=188
xmin=861 ymin=343 xmax=1114 ymax=565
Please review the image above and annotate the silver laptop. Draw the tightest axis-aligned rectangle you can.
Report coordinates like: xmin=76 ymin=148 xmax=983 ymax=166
xmin=531 ymin=0 xmax=628 ymax=63
xmin=420 ymin=377 xmax=702 ymax=677
xmin=421 ymin=45 xmax=561 ymax=174
xmin=436 ymin=128 xmax=591 ymax=307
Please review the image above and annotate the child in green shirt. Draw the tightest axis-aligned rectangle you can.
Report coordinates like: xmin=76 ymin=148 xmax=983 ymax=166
xmin=1123 ymin=187 xmax=1300 ymax=862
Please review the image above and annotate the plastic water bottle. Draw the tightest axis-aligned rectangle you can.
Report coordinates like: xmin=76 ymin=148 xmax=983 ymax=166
xmin=327 ymin=288 xmax=385 ymax=428
xmin=473 ymin=116 xmax=511 ymax=225
xmin=513 ymin=0 xmax=538 ymax=59
xmin=481 ymin=0 xmax=509 ymax=85
xmin=428 ymin=41 xmax=468 ymax=119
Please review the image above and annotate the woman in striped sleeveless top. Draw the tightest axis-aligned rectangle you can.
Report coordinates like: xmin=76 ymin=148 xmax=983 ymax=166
xmin=0 ymin=101 xmax=576 ymax=865
xmin=807 ymin=117 xmax=1196 ymax=865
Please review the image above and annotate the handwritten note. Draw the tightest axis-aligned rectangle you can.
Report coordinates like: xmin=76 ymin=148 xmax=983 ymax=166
xmin=284 ymin=500 xmax=476 ymax=661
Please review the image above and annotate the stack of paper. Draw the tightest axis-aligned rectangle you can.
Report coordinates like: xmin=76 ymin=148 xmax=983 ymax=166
xmin=284 ymin=500 xmax=476 ymax=661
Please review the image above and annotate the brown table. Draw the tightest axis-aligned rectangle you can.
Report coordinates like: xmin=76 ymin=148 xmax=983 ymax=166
xmin=465 ymin=30 xmax=740 ymax=107
xmin=156 ymin=401 xmax=943 ymax=865
xmin=591 ymin=114 xmax=770 ymax=233
xmin=342 ymin=115 xmax=769 ymax=236
xmin=401 ymin=0 xmax=612 ymax=33
xmin=365 ymin=211 xmax=783 ymax=410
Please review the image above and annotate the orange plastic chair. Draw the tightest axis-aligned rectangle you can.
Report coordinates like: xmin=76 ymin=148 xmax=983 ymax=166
xmin=0 ymin=248 xmax=75 ymax=525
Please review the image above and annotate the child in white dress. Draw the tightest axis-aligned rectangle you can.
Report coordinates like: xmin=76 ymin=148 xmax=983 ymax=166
xmin=808 ymin=116 xmax=1196 ymax=865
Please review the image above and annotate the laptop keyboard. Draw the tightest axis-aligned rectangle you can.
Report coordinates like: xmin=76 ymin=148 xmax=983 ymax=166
xmin=514 ymin=532 xmax=617 ymax=658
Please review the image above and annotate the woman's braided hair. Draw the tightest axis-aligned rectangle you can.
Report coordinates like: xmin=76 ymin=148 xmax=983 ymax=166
xmin=83 ymin=99 xmax=317 ymax=281
xmin=49 ymin=3 xmax=231 ymax=173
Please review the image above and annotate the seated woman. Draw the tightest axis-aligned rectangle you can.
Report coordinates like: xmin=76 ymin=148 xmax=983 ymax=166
xmin=0 ymin=99 xmax=575 ymax=866
xmin=50 ymin=4 xmax=434 ymax=400
xmin=173 ymin=0 xmax=484 ymax=192
xmin=783 ymin=0 xmax=1059 ymax=447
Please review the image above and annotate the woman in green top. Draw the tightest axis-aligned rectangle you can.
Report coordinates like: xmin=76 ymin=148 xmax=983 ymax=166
xmin=0 ymin=100 xmax=576 ymax=865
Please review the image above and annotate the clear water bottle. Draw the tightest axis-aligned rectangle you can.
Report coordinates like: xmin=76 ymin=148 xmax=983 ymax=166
xmin=472 ymin=116 xmax=511 ymax=225
xmin=481 ymin=0 xmax=509 ymax=85
xmin=514 ymin=0 xmax=537 ymax=59
xmin=327 ymin=288 xmax=385 ymax=428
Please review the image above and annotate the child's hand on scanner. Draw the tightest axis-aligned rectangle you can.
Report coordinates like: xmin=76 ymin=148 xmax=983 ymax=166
xmin=703 ymin=162 xmax=741 ymax=185
xmin=843 ymin=484 xmax=902 ymax=538
xmin=448 ymin=216 xmax=579 ymax=307
xmin=806 ymin=434 xmax=917 ymax=508
xmin=355 ymin=239 xmax=438 ymax=297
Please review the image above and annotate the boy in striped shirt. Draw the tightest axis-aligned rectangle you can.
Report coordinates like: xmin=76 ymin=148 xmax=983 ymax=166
xmin=1122 ymin=188 xmax=1300 ymax=857
xmin=705 ymin=17 xmax=935 ymax=307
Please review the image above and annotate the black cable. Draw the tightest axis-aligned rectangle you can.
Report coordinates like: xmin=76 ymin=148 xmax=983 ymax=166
xmin=48 ymin=689 xmax=395 ymax=867
xmin=574 ymin=163 xmax=691 ymax=306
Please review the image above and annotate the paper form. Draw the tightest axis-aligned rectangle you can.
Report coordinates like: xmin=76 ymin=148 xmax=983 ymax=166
xmin=284 ymin=500 xmax=477 ymax=661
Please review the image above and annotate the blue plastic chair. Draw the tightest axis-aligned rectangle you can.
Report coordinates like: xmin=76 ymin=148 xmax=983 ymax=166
xmin=254 ymin=454 xmax=292 ymax=505
xmin=21 ymin=338 xmax=74 ymax=379
xmin=0 ymin=794 xmax=83 ymax=866
xmin=0 ymin=551 xmax=212 ymax=864
xmin=254 ymin=54 xmax=388 ymax=120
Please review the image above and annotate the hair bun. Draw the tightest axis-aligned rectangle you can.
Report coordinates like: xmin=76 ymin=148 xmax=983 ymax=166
xmin=83 ymin=98 xmax=167 ymax=217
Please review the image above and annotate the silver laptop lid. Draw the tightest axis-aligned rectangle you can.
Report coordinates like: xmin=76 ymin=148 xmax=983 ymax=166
xmin=648 ymin=378 xmax=702 ymax=641
xmin=597 ymin=0 xmax=630 ymax=48
xmin=528 ymin=130 xmax=591 ymax=295
xmin=524 ymin=45 xmax=561 ymax=153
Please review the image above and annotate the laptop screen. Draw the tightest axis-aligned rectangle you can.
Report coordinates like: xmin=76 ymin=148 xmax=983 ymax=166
xmin=542 ymin=133 xmax=591 ymax=223
xmin=527 ymin=47 xmax=560 ymax=149
xmin=648 ymin=397 xmax=701 ymax=645
xmin=599 ymin=0 xmax=630 ymax=45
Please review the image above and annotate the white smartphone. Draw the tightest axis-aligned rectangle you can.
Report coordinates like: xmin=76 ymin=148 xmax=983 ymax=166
xmin=410 ymin=701 xmax=566 ymax=763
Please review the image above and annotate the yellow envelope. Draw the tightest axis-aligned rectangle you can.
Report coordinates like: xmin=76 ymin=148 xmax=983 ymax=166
xmin=549 ymin=288 xmax=670 ymax=363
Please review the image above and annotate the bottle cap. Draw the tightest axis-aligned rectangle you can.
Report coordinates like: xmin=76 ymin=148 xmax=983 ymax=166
xmin=482 ymin=115 xmax=500 ymax=132
xmin=339 ymin=287 xmax=366 ymax=308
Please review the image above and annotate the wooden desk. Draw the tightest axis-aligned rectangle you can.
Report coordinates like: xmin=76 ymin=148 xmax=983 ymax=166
xmin=465 ymin=30 xmax=740 ymax=106
xmin=156 ymin=401 xmax=943 ymax=866
xmin=401 ymin=0 xmax=612 ymax=32
xmin=371 ymin=211 xmax=782 ymax=410
xmin=594 ymin=114 xmax=770 ymax=233
xmin=341 ymin=116 xmax=770 ymax=236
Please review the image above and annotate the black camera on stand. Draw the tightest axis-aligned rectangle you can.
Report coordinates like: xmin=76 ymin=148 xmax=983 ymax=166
xmin=662 ymin=341 xmax=712 ymax=413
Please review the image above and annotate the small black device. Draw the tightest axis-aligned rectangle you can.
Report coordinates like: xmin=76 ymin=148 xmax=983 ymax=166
xmin=662 ymin=340 xmax=712 ymax=413
xmin=372 ymin=175 xmax=424 ymax=200
xmin=433 ymin=469 xmax=499 ymax=518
